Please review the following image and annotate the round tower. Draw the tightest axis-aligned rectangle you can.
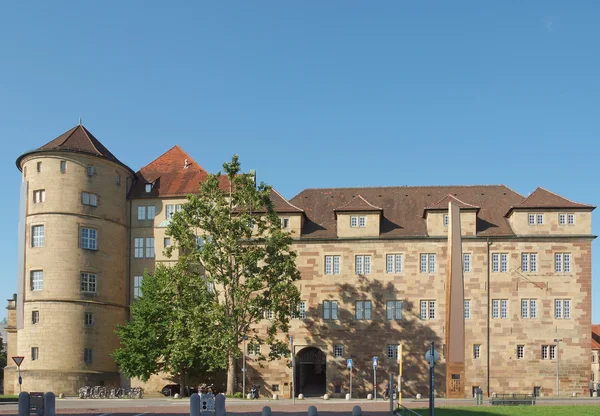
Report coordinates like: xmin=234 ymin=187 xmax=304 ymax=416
xmin=15 ymin=125 xmax=134 ymax=394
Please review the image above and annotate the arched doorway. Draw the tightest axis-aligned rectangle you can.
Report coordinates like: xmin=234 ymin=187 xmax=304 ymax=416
xmin=295 ymin=347 xmax=326 ymax=397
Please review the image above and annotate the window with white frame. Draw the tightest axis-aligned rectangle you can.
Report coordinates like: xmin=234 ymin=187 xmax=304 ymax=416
xmin=463 ymin=253 xmax=471 ymax=272
xmin=60 ymin=160 xmax=67 ymax=173
xmin=558 ymin=213 xmax=566 ymax=225
xmin=32 ymin=225 xmax=44 ymax=247
xmin=293 ymin=301 xmax=307 ymax=319
xmin=493 ymin=253 xmax=509 ymax=272
xmin=420 ymin=254 xmax=436 ymax=273
xmin=492 ymin=299 xmax=508 ymax=319
xmin=325 ymin=255 xmax=340 ymax=275
xmin=549 ymin=345 xmax=556 ymax=360
xmin=84 ymin=348 xmax=93 ymax=363
xmin=386 ymin=300 xmax=402 ymax=320
xmin=355 ymin=255 xmax=371 ymax=275
xmin=567 ymin=213 xmax=575 ymax=225
xmin=387 ymin=344 xmax=398 ymax=359
xmin=501 ymin=253 xmax=509 ymax=272
xmin=386 ymin=254 xmax=403 ymax=273
xmin=80 ymin=227 xmax=97 ymax=250
xmin=528 ymin=214 xmax=535 ymax=225
xmin=501 ymin=299 xmax=508 ymax=319
xmin=134 ymin=275 xmax=143 ymax=299
xmin=350 ymin=216 xmax=366 ymax=228
xmin=473 ymin=344 xmax=481 ymax=359
xmin=134 ymin=238 xmax=144 ymax=258
xmin=350 ymin=216 xmax=358 ymax=227
xmin=536 ymin=214 xmax=543 ymax=224
xmin=137 ymin=206 xmax=146 ymax=220
xmin=443 ymin=214 xmax=449 ymax=227
xmin=84 ymin=312 xmax=94 ymax=326
xmin=541 ymin=345 xmax=556 ymax=360
xmin=165 ymin=204 xmax=175 ymax=219
xmin=263 ymin=310 xmax=274 ymax=319
xmin=359 ymin=216 xmax=366 ymax=227
xmin=30 ymin=270 xmax=43 ymax=291
xmin=517 ymin=345 xmax=524 ymax=359
xmin=32 ymin=310 xmax=39 ymax=324
xmin=145 ymin=238 xmax=155 ymax=258
xmin=248 ymin=343 xmax=261 ymax=355
xmin=555 ymin=253 xmax=571 ymax=273
xmin=555 ymin=299 xmax=571 ymax=319
xmin=145 ymin=183 xmax=152 ymax=193
xmin=521 ymin=253 xmax=537 ymax=272
xmin=87 ymin=166 xmax=94 ymax=177
xmin=464 ymin=299 xmax=471 ymax=319
xmin=420 ymin=300 xmax=436 ymax=320
xmin=355 ymin=300 xmax=372 ymax=320
xmin=492 ymin=300 xmax=499 ymax=319
xmin=323 ymin=300 xmax=338 ymax=320
xmin=82 ymin=192 xmax=98 ymax=207
xmin=147 ymin=206 xmax=155 ymax=219
xmin=281 ymin=218 xmax=290 ymax=229
xmin=31 ymin=347 xmax=39 ymax=360
xmin=33 ymin=189 xmax=46 ymax=203
xmin=334 ymin=344 xmax=344 ymax=357
xmin=521 ymin=299 xmax=537 ymax=318
xmin=80 ymin=272 xmax=97 ymax=293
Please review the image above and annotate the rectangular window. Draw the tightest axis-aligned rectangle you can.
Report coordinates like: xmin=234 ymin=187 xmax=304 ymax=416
xmin=387 ymin=344 xmax=398 ymax=359
xmin=567 ymin=214 xmax=575 ymax=225
xmin=248 ymin=344 xmax=261 ymax=355
xmin=443 ymin=214 xmax=449 ymax=227
xmin=87 ymin=166 xmax=94 ymax=177
xmin=147 ymin=206 xmax=155 ymax=219
xmin=32 ymin=310 xmax=39 ymax=324
xmin=501 ymin=299 xmax=508 ymax=319
xmin=80 ymin=227 xmax=97 ymax=250
xmin=32 ymin=225 xmax=44 ymax=247
xmin=33 ymin=189 xmax=46 ymax=203
xmin=492 ymin=299 xmax=499 ymax=319
xmin=299 ymin=301 xmax=307 ymax=319
xmin=517 ymin=345 xmax=524 ymax=359
xmin=37 ymin=162 xmax=42 ymax=172
xmin=31 ymin=270 xmax=43 ymax=291
xmin=116 ymin=174 xmax=120 ymax=185
xmin=555 ymin=253 xmax=571 ymax=273
xmin=542 ymin=345 xmax=549 ymax=360
xmin=420 ymin=300 xmax=428 ymax=320
xmin=421 ymin=254 xmax=436 ymax=273
xmin=501 ymin=253 xmax=508 ymax=272
xmin=350 ymin=216 xmax=358 ymax=228
xmin=528 ymin=214 xmax=535 ymax=225
xmin=555 ymin=299 xmax=562 ymax=319
xmin=359 ymin=216 xmax=366 ymax=227
xmin=420 ymin=300 xmax=436 ymax=319
xmin=325 ymin=255 xmax=340 ymax=275
xmin=428 ymin=254 xmax=436 ymax=273
xmin=137 ymin=206 xmax=146 ymax=220
xmin=355 ymin=300 xmax=372 ymax=320
xmin=386 ymin=300 xmax=403 ymax=320
xmin=355 ymin=255 xmax=372 ymax=275
xmin=559 ymin=213 xmax=566 ymax=225
xmin=60 ymin=160 xmax=67 ymax=173
xmin=521 ymin=253 xmax=537 ymax=273
xmin=536 ymin=214 xmax=543 ymax=224
xmin=464 ymin=299 xmax=471 ymax=319
xmin=492 ymin=254 xmax=499 ymax=272
xmin=529 ymin=299 xmax=537 ymax=318
xmin=263 ymin=310 xmax=274 ymax=319
xmin=564 ymin=299 xmax=571 ymax=319
xmin=463 ymin=253 xmax=471 ymax=272
xmin=134 ymin=275 xmax=143 ymax=299
xmin=84 ymin=312 xmax=94 ymax=326
xmin=429 ymin=300 xmax=436 ymax=319
xmin=80 ymin=272 xmax=97 ymax=293
xmin=84 ymin=348 xmax=93 ymax=363
xmin=323 ymin=300 xmax=338 ymax=320
xmin=134 ymin=238 xmax=144 ymax=258
xmin=521 ymin=299 xmax=537 ymax=319
xmin=145 ymin=238 xmax=155 ymax=258
xmin=281 ymin=218 xmax=290 ymax=229
xmin=164 ymin=237 xmax=171 ymax=248
xmin=473 ymin=344 xmax=481 ymax=359
xmin=82 ymin=192 xmax=98 ymax=207
xmin=334 ymin=344 xmax=344 ymax=357
xmin=31 ymin=347 xmax=39 ymax=361
xmin=165 ymin=204 xmax=176 ymax=219
xmin=549 ymin=345 xmax=556 ymax=360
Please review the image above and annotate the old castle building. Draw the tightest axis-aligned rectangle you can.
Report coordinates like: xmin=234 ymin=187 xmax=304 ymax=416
xmin=3 ymin=125 xmax=595 ymax=398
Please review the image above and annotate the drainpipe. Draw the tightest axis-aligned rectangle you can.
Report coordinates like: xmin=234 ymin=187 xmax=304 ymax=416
xmin=486 ymin=238 xmax=491 ymax=397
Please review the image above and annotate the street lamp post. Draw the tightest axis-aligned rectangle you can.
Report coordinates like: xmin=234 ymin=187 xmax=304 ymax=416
xmin=554 ymin=338 xmax=563 ymax=398
xmin=243 ymin=336 xmax=248 ymax=397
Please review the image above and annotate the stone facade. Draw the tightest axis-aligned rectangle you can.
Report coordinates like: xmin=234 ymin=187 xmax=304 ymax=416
xmin=4 ymin=125 xmax=595 ymax=399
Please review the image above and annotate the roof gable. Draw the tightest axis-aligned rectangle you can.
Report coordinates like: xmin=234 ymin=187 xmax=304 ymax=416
xmin=334 ymin=195 xmax=382 ymax=212
xmin=423 ymin=194 xmax=480 ymax=217
xmin=507 ymin=187 xmax=595 ymax=215
xmin=270 ymin=189 xmax=304 ymax=213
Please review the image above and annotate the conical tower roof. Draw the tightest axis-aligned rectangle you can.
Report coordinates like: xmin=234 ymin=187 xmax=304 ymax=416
xmin=16 ymin=125 xmax=133 ymax=173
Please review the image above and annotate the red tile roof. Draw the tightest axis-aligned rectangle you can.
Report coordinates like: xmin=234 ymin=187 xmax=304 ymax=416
xmin=289 ymin=185 xmax=526 ymax=238
xmin=593 ymin=325 xmax=600 ymax=350
xmin=16 ymin=125 xmax=133 ymax=173
xmin=423 ymin=194 xmax=480 ymax=217
xmin=506 ymin=187 xmax=595 ymax=216
xmin=270 ymin=189 xmax=304 ymax=213
xmin=129 ymin=145 xmax=228 ymax=199
xmin=334 ymin=195 xmax=382 ymax=212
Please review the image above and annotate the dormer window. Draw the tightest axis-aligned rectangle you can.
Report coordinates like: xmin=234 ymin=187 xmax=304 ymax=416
xmin=145 ymin=183 xmax=152 ymax=193
xmin=350 ymin=215 xmax=366 ymax=228
xmin=528 ymin=213 xmax=543 ymax=225
xmin=87 ymin=166 xmax=94 ymax=177
xmin=281 ymin=218 xmax=290 ymax=229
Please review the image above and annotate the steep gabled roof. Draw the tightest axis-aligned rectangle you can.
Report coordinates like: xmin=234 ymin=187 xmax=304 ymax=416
xmin=593 ymin=325 xmax=600 ymax=350
xmin=16 ymin=125 xmax=133 ymax=173
xmin=270 ymin=188 xmax=304 ymax=213
xmin=334 ymin=195 xmax=382 ymax=213
xmin=506 ymin=187 xmax=595 ymax=216
xmin=129 ymin=145 xmax=228 ymax=199
xmin=423 ymin=194 xmax=480 ymax=217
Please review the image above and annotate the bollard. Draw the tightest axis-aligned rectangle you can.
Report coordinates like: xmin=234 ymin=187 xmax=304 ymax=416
xmin=18 ymin=392 xmax=30 ymax=416
xmin=323 ymin=394 xmax=329 ymax=400
xmin=367 ymin=394 xmax=373 ymax=400
xmin=351 ymin=405 xmax=362 ymax=416
xmin=247 ymin=393 xmax=252 ymax=400
xmin=215 ymin=393 xmax=226 ymax=416
xmin=44 ymin=392 xmax=56 ymax=416
xmin=345 ymin=393 xmax=350 ymax=400
xmin=190 ymin=393 xmax=200 ymax=416
xmin=262 ymin=406 xmax=272 ymax=416
xmin=308 ymin=405 xmax=318 ymax=416
xmin=273 ymin=393 xmax=279 ymax=400
xmin=298 ymin=394 xmax=304 ymax=400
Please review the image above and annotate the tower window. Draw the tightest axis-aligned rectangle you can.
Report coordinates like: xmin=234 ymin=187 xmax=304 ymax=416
xmin=60 ymin=160 xmax=67 ymax=173
xmin=33 ymin=189 xmax=46 ymax=203
xmin=116 ymin=174 xmax=121 ymax=185
xmin=87 ymin=166 xmax=94 ymax=177
xmin=31 ymin=347 xmax=39 ymax=361
xmin=84 ymin=348 xmax=93 ymax=363
xmin=37 ymin=162 xmax=42 ymax=172
xmin=84 ymin=312 xmax=94 ymax=326
xmin=32 ymin=310 xmax=40 ymax=324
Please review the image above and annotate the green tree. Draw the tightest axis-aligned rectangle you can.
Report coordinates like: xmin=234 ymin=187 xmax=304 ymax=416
xmin=112 ymin=260 xmax=225 ymax=394
xmin=167 ymin=155 xmax=301 ymax=395
xmin=0 ymin=335 xmax=6 ymax=380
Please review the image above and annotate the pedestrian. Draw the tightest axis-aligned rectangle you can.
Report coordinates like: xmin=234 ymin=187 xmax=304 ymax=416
xmin=589 ymin=381 xmax=594 ymax=397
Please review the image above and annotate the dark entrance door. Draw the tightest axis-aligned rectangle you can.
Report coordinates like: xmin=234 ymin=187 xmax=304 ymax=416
xmin=295 ymin=347 xmax=326 ymax=397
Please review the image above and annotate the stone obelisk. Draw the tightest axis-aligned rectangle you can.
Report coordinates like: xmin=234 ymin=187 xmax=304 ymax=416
xmin=445 ymin=201 xmax=465 ymax=398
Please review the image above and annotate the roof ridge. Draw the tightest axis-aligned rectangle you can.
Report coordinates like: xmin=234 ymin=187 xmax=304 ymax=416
xmin=80 ymin=126 xmax=102 ymax=155
xmin=271 ymin=188 xmax=304 ymax=212
xmin=298 ymin=184 xmax=509 ymax=192
xmin=56 ymin=126 xmax=76 ymax=148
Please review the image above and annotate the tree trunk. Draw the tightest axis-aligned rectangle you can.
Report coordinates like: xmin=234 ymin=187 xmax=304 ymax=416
xmin=180 ymin=372 xmax=186 ymax=398
xmin=226 ymin=352 xmax=237 ymax=395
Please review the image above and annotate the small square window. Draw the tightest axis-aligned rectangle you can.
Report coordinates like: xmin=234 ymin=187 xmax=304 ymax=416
xmin=87 ymin=166 xmax=94 ymax=177
xmin=272 ymin=384 xmax=280 ymax=392
xmin=387 ymin=345 xmax=398 ymax=359
xmin=333 ymin=344 xmax=344 ymax=357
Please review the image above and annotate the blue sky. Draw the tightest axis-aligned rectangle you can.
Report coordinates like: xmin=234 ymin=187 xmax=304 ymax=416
xmin=0 ymin=1 xmax=598 ymax=322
